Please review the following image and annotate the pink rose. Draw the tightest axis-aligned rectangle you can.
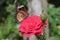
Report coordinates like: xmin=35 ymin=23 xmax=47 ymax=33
xmin=18 ymin=15 xmax=44 ymax=37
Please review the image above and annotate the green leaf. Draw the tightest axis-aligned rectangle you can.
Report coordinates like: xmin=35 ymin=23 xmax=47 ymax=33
xmin=49 ymin=36 xmax=59 ymax=40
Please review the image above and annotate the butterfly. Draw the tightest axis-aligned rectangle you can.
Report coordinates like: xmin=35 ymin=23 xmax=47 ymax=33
xmin=15 ymin=2 xmax=29 ymax=23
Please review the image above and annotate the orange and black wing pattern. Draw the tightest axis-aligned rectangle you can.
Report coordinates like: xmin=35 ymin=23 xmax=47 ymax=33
xmin=15 ymin=2 xmax=29 ymax=23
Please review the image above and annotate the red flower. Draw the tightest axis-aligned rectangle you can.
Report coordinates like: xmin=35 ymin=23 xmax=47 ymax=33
xmin=18 ymin=15 xmax=44 ymax=37
xmin=45 ymin=19 xmax=48 ymax=25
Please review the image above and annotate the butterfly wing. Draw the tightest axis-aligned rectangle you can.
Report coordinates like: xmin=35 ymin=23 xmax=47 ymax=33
xmin=15 ymin=1 xmax=29 ymax=23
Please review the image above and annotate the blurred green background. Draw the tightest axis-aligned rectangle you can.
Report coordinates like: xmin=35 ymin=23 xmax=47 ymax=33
xmin=0 ymin=0 xmax=60 ymax=40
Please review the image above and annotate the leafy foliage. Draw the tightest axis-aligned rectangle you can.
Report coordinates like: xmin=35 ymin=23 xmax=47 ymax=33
xmin=48 ymin=4 xmax=60 ymax=36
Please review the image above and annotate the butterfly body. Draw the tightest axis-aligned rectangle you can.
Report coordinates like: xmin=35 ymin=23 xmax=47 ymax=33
xmin=15 ymin=2 xmax=29 ymax=23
